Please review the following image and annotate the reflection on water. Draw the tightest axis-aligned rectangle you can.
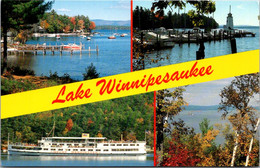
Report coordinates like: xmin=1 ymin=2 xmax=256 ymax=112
xmin=6 ymin=30 xmax=130 ymax=80
xmin=1 ymin=154 xmax=154 ymax=166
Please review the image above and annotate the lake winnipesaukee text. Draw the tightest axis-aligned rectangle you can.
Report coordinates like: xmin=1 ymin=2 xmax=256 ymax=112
xmin=52 ymin=61 xmax=213 ymax=104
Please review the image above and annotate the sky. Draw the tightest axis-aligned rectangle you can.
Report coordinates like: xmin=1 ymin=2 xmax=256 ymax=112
xmin=50 ymin=0 xmax=130 ymax=21
xmin=177 ymin=78 xmax=259 ymax=106
xmin=134 ymin=0 xmax=260 ymax=26
xmin=48 ymin=0 xmax=259 ymax=25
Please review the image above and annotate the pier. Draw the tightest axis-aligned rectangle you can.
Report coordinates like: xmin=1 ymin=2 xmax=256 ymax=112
xmin=4 ymin=43 xmax=99 ymax=55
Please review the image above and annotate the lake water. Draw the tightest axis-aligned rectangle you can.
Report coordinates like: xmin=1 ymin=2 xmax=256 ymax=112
xmin=7 ymin=29 xmax=130 ymax=80
xmin=173 ymin=109 xmax=230 ymax=145
xmin=145 ymin=27 xmax=259 ymax=68
xmin=1 ymin=154 xmax=154 ymax=167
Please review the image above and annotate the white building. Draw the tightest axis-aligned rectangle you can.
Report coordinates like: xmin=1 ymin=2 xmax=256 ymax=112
xmin=224 ymin=5 xmax=234 ymax=32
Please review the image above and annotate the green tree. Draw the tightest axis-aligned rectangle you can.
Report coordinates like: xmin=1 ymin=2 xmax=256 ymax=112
xmin=1 ymin=0 xmax=52 ymax=74
xmin=199 ymin=118 xmax=213 ymax=136
xmin=82 ymin=63 xmax=100 ymax=80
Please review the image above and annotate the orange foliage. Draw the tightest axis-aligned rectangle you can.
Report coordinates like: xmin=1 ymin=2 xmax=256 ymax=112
xmin=70 ymin=17 xmax=76 ymax=25
xmin=66 ymin=118 xmax=73 ymax=131
xmin=89 ymin=21 xmax=96 ymax=30
xmin=78 ymin=19 xmax=85 ymax=30
xmin=40 ymin=20 xmax=49 ymax=29
xmin=64 ymin=25 xmax=70 ymax=33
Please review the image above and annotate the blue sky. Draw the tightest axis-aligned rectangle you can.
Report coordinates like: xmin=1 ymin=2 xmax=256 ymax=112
xmin=50 ymin=0 xmax=130 ymax=21
xmin=49 ymin=1 xmax=259 ymax=25
xmin=134 ymin=0 xmax=259 ymax=26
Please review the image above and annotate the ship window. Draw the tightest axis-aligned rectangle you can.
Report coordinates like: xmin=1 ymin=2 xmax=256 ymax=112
xmin=130 ymin=144 xmax=135 ymax=146
xmin=52 ymin=143 xmax=57 ymax=145
xmin=96 ymin=149 xmax=101 ymax=151
xmin=116 ymin=144 xmax=122 ymax=146
xmin=51 ymin=149 xmax=56 ymax=151
xmin=80 ymin=149 xmax=85 ymax=151
xmin=123 ymin=144 xmax=128 ymax=146
xmin=74 ymin=144 xmax=79 ymax=146
xmin=137 ymin=144 xmax=139 ymax=146
xmin=110 ymin=144 xmax=115 ymax=146
xmin=104 ymin=149 xmax=109 ymax=152
xmin=73 ymin=149 xmax=78 ymax=151
xmin=67 ymin=144 xmax=71 ymax=146
xmin=58 ymin=149 xmax=63 ymax=151
xmin=66 ymin=149 xmax=70 ymax=151
xmin=44 ymin=148 xmax=48 ymax=150
xmin=103 ymin=144 xmax=108 ymax=146
xmin=88 ymin=149 xmax=93 ymax=151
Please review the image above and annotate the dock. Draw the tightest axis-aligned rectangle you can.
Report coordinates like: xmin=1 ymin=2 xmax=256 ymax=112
xmin=4 ymin=43 xmax=99 ymax=55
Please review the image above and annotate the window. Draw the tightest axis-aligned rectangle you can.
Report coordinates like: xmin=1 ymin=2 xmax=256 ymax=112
xmin=51 ymin=149 xmax=56 ymax=151
xmin=88 ymin=149 xmax=93 ymax=151
xmin=103 ymin=144 xmax=108 ymax=146
xmin=116 ymin=144 xmax=122 ymax=146
xmin=96 ymin=149 xmax=101 ymax=151
xmin=44 ymin=148 xmax=48 ymax=151
xmin=66 ymin=149 xmax=70 ymax=151
xmin=137 ymin=144 xmax=139 ymax=146
xmin=80 ymin=149 xmax=85 ymax=151
xmin=73 ymin=149 xmax=78 ymax=151
xmin=110 ymin=144 xmax=115 ymax=146
xmin=104 ymin=149 xmax=109 ymax=152
xmin=58 ymin=149 xmax=63 ymax=151
xmin=123 ymin=144 xmax=128 ymax=146
xmin=130 ymin=144 xmax=135 ymax=146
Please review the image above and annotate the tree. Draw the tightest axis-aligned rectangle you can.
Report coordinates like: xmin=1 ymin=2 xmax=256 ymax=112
xmin=156 ymin=88 xmax=186 ymax=150
xmin=199 ymin=118 xmax=213 ymax=136
xmin=89 ymin=21 xmax=96 ymax=31
xmin=78 ymin=19 xmax=85 ymax=30
xmin=1 ymin=0 xmax=52 ymax=74
xmin=82 ymin=63 xmax=100 ymax=80
xmin=70 ymin=17 xmax=76 ymax=32
xmin=218 ymin=73 xmax=259 ymax=166
xmin=151 ymin=0 xmax=216 ymax=28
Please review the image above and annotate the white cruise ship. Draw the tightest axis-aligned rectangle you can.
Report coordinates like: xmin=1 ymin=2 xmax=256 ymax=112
xmin=8 ymin=133 xmax=146 ymax=156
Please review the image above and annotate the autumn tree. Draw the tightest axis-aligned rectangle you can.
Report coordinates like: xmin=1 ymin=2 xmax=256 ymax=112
xmin=1 ymin=0 xmax=52 ymax=74
xmin=70 ymin=17 xmax=76 ymax=32
xmin=156 ymin=88 xmax=186 ymax=151
xmin=89 ymin=21 xmax=96 ymax=31
xmin=78 ymin=19 xmax=85 ymax=30
xmin=218 ymin=73 xmax=259 ymax=166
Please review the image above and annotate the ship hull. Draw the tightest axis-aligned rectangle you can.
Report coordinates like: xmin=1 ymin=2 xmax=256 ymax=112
xmin=8 ymin=150 xmax=146 ymax=156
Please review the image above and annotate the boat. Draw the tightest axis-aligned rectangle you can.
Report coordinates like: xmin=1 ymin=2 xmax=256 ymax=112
xmin=8 ymin=133 xmax=146 ymax=156
xmin=120 ymin=34 xmax=125 ymax=37
xmin=108 ymin=36 xmax=116 ymax=39
xmin=87 ymin=37 xmax=91 ymax=40
xmin=62 ymin=44 xmax=81 ymax=50
xmin=80 ymin=35 xmax=86 ymax=38
xmin=56 ymin=35 xmax=61 ymax=40
xmin=47 ymin=34 xmax=56 ymax=38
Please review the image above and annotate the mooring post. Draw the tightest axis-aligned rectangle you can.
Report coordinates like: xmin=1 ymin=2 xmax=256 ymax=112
xmin=188 ymin=31 xmax=190 ymax=44
xmin=52 ymin=46 xmax=54 ymax=55
xmin=96 ymin=45 xmax=99 ymax=54
xmin=230 ymin=38 xmax=237 ymax=54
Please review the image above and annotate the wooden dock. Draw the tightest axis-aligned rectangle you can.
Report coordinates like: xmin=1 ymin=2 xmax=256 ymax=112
xmin=4 ymin=43 xmax=99 ymax=55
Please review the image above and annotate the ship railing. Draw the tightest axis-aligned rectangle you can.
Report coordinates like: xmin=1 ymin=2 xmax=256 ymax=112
xmin=9 ymin=142 xmax=39 ymax=147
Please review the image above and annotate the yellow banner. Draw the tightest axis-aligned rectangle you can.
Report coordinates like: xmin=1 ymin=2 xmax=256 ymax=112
xmin=1 ymin=50 xmax=259 ymax=119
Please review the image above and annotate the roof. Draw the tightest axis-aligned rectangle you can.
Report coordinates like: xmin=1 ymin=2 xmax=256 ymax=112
xmin=47 ymin=137 xmax=106 ymax=140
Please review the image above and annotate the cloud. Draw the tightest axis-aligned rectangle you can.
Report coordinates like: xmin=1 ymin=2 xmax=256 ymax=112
xmin=236 ymin=5 xmax=244 ymax=9
xmin=57 ymin=8 xmax=71 ymax=12
xmin=109 ymin=1 xmax=130 ymax=10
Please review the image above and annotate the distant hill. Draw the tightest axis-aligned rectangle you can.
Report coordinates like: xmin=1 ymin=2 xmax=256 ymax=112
xmin=185 ymin=105 xmax=260 ymax=111
xmin=92 ymin=19 xmax=130 ymax=26
xmin=219 ymin=25 xmax=259 ymax=29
